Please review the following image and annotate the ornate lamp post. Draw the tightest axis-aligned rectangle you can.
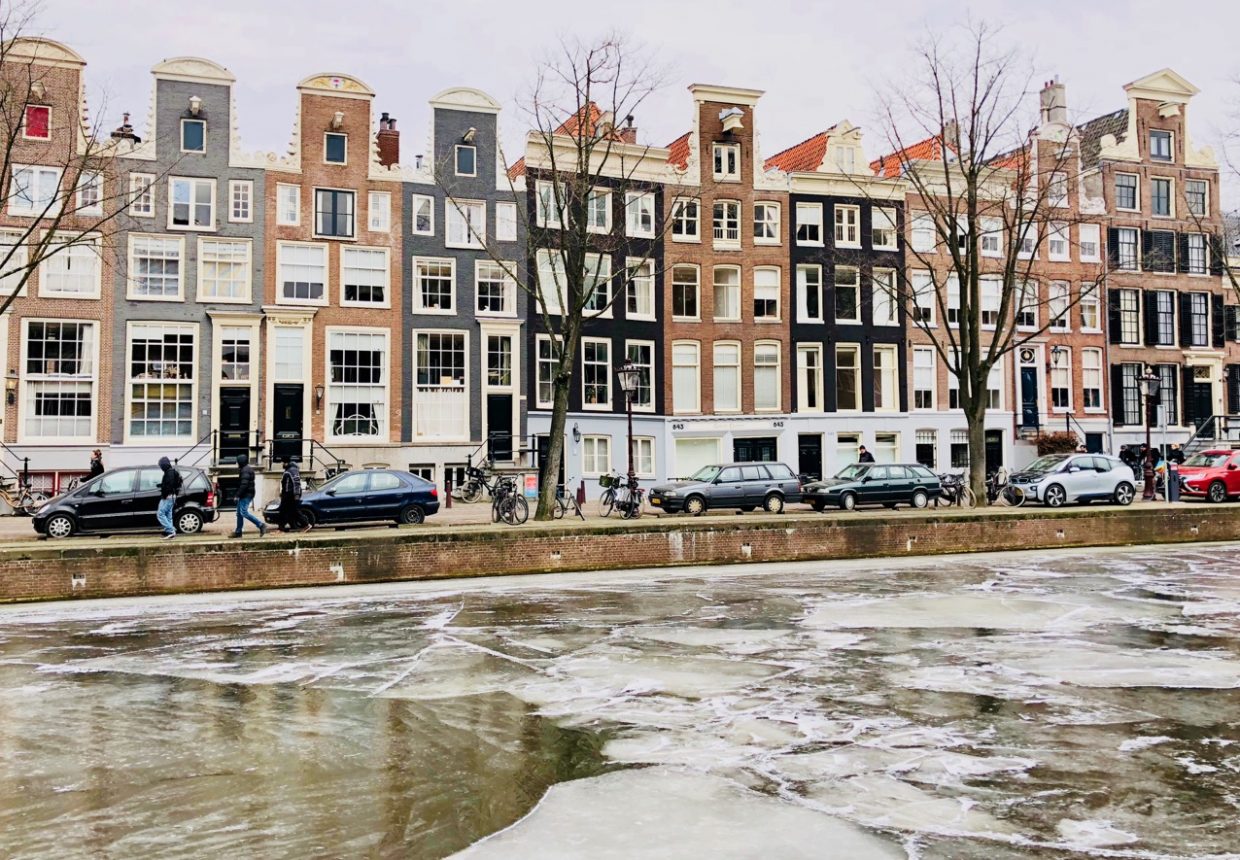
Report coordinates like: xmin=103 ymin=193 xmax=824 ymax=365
xmin=1139 ymin=367 xmax=1162 ymax=500
xmin=616 ymin=360 xmax=641 ymax=483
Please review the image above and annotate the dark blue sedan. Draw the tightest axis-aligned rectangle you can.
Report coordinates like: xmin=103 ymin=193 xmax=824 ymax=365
xmin=264 ymin=469 xmax=439 ymax=528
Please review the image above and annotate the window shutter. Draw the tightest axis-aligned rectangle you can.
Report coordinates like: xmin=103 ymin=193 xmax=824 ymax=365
xmin=1177 ymin=234 xmax=1190 ymax=273
xmin=1107 ymin=228 xmax=1120 ymax=269
xmin=1227 ymin=305 xmax=1240 ymax=342
xmin=1227 ymin=365 xmax=1240 ymax=415
xmin=1178 ymin=292 xmax=1193 ymax=347
xmin=1143 ymin=291 xmax=1159 ymax=345
xmin=1108 ymin=289 xmax=1122 ymax=344
xmin=1213 ymin=295 xmax=1226 ymax=349
xmin=1209 ymin=235 xmax=1225 ymax=276
xmin=1180 ymin=365 xmax=1194 ymax=426
xmin=1141 ymin=230 xmax=1154 ymax=271
xmin=1110 ymin=364 xmax=1126 ymax=426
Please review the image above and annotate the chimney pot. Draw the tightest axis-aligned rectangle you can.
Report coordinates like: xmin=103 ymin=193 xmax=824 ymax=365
xmin=376 ymin=109 xmax=400 ymax=167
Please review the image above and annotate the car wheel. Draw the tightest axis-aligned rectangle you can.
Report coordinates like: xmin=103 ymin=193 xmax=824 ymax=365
xmin=399 ymin=504 xmax=425 ymax=525
xmin=1043 ymin=484 xmax=1067 ymax=508
xmin=883 ymin=503 xmax=897 ymax=509
xmin=176 ymin=509 xmax=204 ymax=535
xmin=1113 ymin=482 xmax=1135 ymax=506
xmin=763 ymin=493 xmax=785 ymax=514
xmin=299 ymin=508 xmax=317 ymax=529
xmin=911 ymin=490 xmax=928 ymax=509
xmin=839 ymin=492 xmax=857 ymax=511
xmin=45 ymin=513 xmax=75 ymax=539
xmin=1208 ymin=481 xmax=1227 ymax=504
xmin=684 ymin=495 xmax=707 ymax=516
xmin=739 ymin=506 xmax=755 ymax=513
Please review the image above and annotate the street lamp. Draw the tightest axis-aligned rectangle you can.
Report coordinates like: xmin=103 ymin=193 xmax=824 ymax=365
xmin=1139 ymin=367 xmax=1162 ymax=500
xmin=616 ymin=359 xmax=641 ymax=482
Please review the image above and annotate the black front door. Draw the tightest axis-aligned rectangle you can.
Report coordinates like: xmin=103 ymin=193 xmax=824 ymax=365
xmin=734 ymin=437 xmax=777 ymax=463
xmin=985 ymin=430 xmax=1004 ymax=476
xmin=273 ymin=384 xmax=304 ymax=462
xmin=535 ymin=435 xmax=566 ymax=492
xmin=219 ymin=388 xmax=251 ymax=462
xmin=1186 ymin=382 xmax=1213 ymax=430
xmin=797 ymin=434 xmax=823 ymax=482
xmin=1085 ymin=433 xmax=1104 ymax=454
xmin=1020 ymin=367 xmax=1039 ymax=428
xmin=487 ymin=394 xmax=514 ymax=462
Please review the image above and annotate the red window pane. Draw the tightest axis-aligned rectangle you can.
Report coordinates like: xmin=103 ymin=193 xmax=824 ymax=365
xmin=24 ymin=106 xmax=50 ymax=139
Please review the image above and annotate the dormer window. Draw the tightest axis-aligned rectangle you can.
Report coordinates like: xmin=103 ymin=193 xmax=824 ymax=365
xmin=324 ymin=133 xmax=347 ymax=164
xmin=23 ymin=105 xmax=50 ymax=140
xmin=713 ymin=144 xmax=740 ymax=181
xmin=1149 ymin=129 xmax=1172 ymax=162
xmin=181 ymin=119 xmax=206 ymax=153
xmin=455 ymin=145 xmax=476 ymax=177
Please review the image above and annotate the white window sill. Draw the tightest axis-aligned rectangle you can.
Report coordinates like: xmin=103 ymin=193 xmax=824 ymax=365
xmin=874 ymin=245 xmax=899 ymax=253
xmin=38 ymin=290 xmax=100 ymax=300
xmin=672 ymin=236 xmax=701 ymax=244
xmin=168 ymin=225 xmax=217 ymax=233
xmin=753 ymin=239 xmax=781 ymax=247
xmin=712 ymin=243 xmax=742 ymax=252
xmin=313 ymin=234 xmax=357 ymax=242
xmin=835 ymin=242 xmax=862 ymax=250
xmin=627 ymin=314 xmax=658 ymax=323
xmin=755 ymin=318 xmax=782 ymax=324
xmin=582 ymin=405 xmax=612 ymax=412
xmin=341 ymin=301 xmax=392 ymax=310
xmin=413 ymin=306 xmax=457 ymax=316
xmin=796 ymin=240 xmax=825 ymax=248
xmin=672 ymin=316 xmax=701 ymax=323
xmin=126 ymin=294 xmax=185 ymax=303
xmin=627 ymin=232 xmax=655 ymax=240
xmin=277 ymin=297 xmax=328 ymax=307
xmin=713 ymin=317 xmax=742 ymax=324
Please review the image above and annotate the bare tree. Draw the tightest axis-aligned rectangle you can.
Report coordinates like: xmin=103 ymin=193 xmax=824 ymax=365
xmin=436 ymin=34 xmax=680 ymax=520
xmin=866 ymin=22 xmax=1107 ymax=502
xmin=0 ymin=6 xmax=155 ymax=317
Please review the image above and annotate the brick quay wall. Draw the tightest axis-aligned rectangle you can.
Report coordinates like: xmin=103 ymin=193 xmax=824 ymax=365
xmin=1 ymin=505 xmax=1237 ymax=604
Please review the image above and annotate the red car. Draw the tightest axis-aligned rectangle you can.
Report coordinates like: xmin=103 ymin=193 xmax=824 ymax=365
xmin=1177 ymin=450 xmax=1240 ymax=503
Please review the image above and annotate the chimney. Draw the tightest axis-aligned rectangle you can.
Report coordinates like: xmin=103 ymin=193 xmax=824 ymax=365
xmin=110 ymin=111 xmax=141 ymax=144
xmin=377 ymin=111 xmax=399 ymax=167
xmin=618 ymin=113 xmax=637 ymax=144
xmin=1040 ymin=78 xmax=1067 ymax=125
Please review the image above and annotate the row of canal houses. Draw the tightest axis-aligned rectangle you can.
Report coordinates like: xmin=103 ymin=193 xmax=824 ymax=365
xmin=3 ymin=38 xmax=1239 ymax=498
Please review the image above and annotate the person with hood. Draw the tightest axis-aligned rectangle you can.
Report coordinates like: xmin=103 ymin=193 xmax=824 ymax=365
xmin=156 ymin=457 xmax=182 ymax=539
xmin=278 ymin=458 xmax=305 ymax=532
xmin=88 ymin=449 xmax=105 ymax=479
xmin=230 ymin=454 xmax=266 ymax=538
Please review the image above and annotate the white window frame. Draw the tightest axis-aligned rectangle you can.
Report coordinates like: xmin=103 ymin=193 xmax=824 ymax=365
xmin=312 ymin=186 xmax=356 ymax=239
xmin=1186 ymin=232 xmax=1209 ymax=276
xmin=1150 ymin=176 xmax=1175 ymax=218
xmin=833 ymin=204 xmax=861 ymax=248
xmin=581 ymin=336 xmax=612 ymax=411
xmin=126 ymin=233 xmax=185 ymax=302
xmin=673 ymin=340 xmax=701 ymax=415
xmin=797 ymin=264 xmax=823 ymax=323
xmin=1048 ymin=281 xmax=1071 ymax=332
xmin=633 ymin=436 xmax=656 ymax=479
xmin=1115 ymin=173 xmax=1140 ymax=212
xmin=872 ymin=207 xmax=898 ymax=250
xmin=21 ymin=104 xmax=51 ymax=141
xmin=713 ymin=143 xmax=740 ymax=181
xmin=672 ymin=264 xmax=700 ymax=321
xmin=1082 ymin=348 xmax=1104 ymax=412
xmin=340 ymin=245 xmax=391 ymax=308
xmin=124 ymin=321 xmax=199 ymax=444
xmin=277 ymin=183 xmax=300 ymax=226
xmin=625 ymin=191 xmax=655 ymax=238
xmin=1050 ymin=349 xmax=1073 ymax=412
xmin=411 ymin=193 xmax=434 ymax=236
xmin=445 ymin=198 xmax=485 ymax=249
xmin=128 ymin=173 xmax=155 ymax=218
xmin=872 ymin=268 xmax=898 ymax=327
xmin=1116 ymin=227 xmax=1140 ymax=271
xmin=229 ymin=179 xmax=253 ymax=224
xmin=197 ymin=237 xmax=252 ymax=304
xmin=325 ymin=327 xmax=390 ymax=443
xmin=8 ymin=165 xmax=63 ymax=217
xmin=412 ymin=256 xmax=456 ymax=315
xmin=75 ymin=172 xmax=102 ymax=216
xmin=833 ymin=265 xmax=861 ymax=324
xmin=1048 ymin=222 xmax=1070 ymax=262
xmin=712 ymin=199 xmax=740 ymax=249
xmin=323 ymin=132 xmax=348 ymax=165
xmin=625 ymin=339 xmax=656 ymax=413
xmin=412 ymin=329 xmax=468 ymax=441
xmin=910 ymin=214 xmax=936 ymax=253
xmin=367 ymin=190 xmax=391 ymax=232
xmin=796 ymin=344 xmax=824 ymax=413
xmin=712 ymin=265 xmax=741 ymax=322
xmin=980 ymin=217 xmax=1002 ymax=258
xmin=37 ymin=232 xmax=101 ymax=299
xmin=534 ymin=334 xmax=560 ymax=409
xmin=581 ymin=435 xmax=611 ymax=477
xmin=753 ymin=266 xmax=780 ymax=322
xmin=671 ymin=197 xmax=700 ymax=242
xmin=1079 ymin=283 xmax=1101 ymax=332
xmin=753 ymin=201 xmax=781 ymax=246
xmin=795 ymin=202 xmax=823 ymax=247
xmin=910 ymin=271 xmax=936 ymax=327
xmin=834 ymin=343 xmax=861 ymax=411
xmin=535 ymin=180 xmax=564 ymax=229
xmin=912 ymin=346 xmax=936 ymax=411
xmin=1079 ymin=223 xmax=1101 ymax=263
xmin=495 ymin=201 xmax=517 ymax=242
xmin=753 ymin=340 xmax=781 ymax=412
xmin=475 ymin=260 xmax=516 ymax=317
xmin=180 ymin=118 xmax=206 ymax=154
xmin=625 ymin=257 xmax=656 ymax=321
xmin=1185 ymin=179 xmax=1209 ymax=218
xmin=0 ymin=229 xmax=30 ymax=297
xmin=276 ymin=240 xmax=328 ymax=306
xmin=587 ymin=187 xmax=612 ymax=235
xmin=1048 ymin=171 xmax=1068 ymax=208
xmin=535 ymin=249 xmax=565 ymax=316
xmin=454 ymin=144 xmax=477 ymax=177
xmin=712 ymin=340 xmax=741 ymax=414
xmin=167 ymin=176 xmax=216 ymax=231
xmin=582 ymin=252 xmax=613 ymax=319
xmin=873 ymin=344 xmax=899 ymax=413
xmin=18 ymin=318 xmax=99 ymax=444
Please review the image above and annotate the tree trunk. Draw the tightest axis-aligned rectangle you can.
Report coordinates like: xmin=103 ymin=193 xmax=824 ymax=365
xmin=966 ymin=402 xmax=990 ymax=506
xmin=535 ymin=374 xmax=573 ymax=521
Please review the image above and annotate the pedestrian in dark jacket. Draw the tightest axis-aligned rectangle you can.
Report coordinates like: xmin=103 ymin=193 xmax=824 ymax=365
xmin=857 ymin=445 xmax=875 ymax=463
xmin=156 ymin=456 xmax=181 ymax=538
xmin=231 ymin=454 xmax=266 ymax=538
xmin=88 ymin=449 xmax=105 ymax=478
xmin=278 ymin=459 xmax=305 ymax=532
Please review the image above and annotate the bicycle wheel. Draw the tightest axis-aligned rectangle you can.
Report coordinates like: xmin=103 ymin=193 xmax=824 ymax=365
xmin=553 ymin=496 xmax=566 ymax=519
xmin=958 ymin=486 xmax=977 ymax=508
xmin=625 ymin=491 xmax=644 ymax=520
xmin=491 ymin=495 xmax=504 ymax=523
xmin=1001 ymin=486 xmax=1025 ymax=507
xmin=597 ymin=489 xmax=615 ymax=518
xmin=21 ymin=492 xmax=48 ymax=515
xmin=462 ymin=481 xmax=483 ymax=503
xmin=511 ymin=495 xmax=529 ymax=525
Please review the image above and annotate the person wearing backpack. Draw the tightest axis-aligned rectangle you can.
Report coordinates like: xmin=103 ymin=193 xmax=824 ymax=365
xmin=157 ymin=457 xmax=182 ymax=539
xmin=278 ymin=458 xmax=305 ymax=532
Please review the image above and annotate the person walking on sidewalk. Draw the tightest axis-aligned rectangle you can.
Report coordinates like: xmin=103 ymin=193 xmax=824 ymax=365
xmin=88 ymin=449 xmax=105 ymax=479
xmin=156 ymin=457 xmax=182 ymax=539
xmin=278 ymin=459 xmax=305 ymax=532
xmin=857 ymin=445 xmax=875 ymax=463
xmin=230 ymin=454 xmax=266 ymax=538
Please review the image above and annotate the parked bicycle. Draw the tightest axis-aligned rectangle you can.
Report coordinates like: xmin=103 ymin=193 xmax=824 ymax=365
xmin=986 ymin=467 xmax=1025 ymax=507
xmin=491 ymin=476 xmax=529 ymax=525
xmin=598 ymin=471 xmax=624 ymax=517
xmin=599 ymin=472 xmax=644 ymax=519
xmin=935 ymin=472 xmax=976 ymax=508
xmin=553 ymin=485 xmax=585 ymax=520
xmin=455 ymin=465 xmax=496 ymax=503
xmin=0 ymin=478 xmax=49 ymax=516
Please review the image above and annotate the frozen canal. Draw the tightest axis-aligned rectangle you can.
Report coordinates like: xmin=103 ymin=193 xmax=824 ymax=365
xmin=2 ymin=545 xmax=1240 ymax=859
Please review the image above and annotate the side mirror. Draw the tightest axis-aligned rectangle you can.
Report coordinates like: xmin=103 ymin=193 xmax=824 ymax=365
xmin=1067 ymin=466 xmax=1080 ymax=473
xmin=324 ymin=489 xmax=337 ymax=497
xmin=861 ymin=475 xmax=872 ymax=483
xmin=1229 ymin=463 xmax=1238 ymax=471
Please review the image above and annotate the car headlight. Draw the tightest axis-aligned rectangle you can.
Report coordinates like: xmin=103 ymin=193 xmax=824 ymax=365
xmin=663 ymin=490 xmax=676 ymax=497
xmin=36 ymin=503 xmax=52 ymax=516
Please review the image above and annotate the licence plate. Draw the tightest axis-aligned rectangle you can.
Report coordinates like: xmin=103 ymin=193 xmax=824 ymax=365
xmin=650 ymin=497 xmax=662 ymax=505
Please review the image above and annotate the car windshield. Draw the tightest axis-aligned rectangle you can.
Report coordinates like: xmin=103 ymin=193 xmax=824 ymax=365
xmin=1024 ymin=454 xmax=1071 ymax=474
xmin=689 ymin=466 xmax=722 ymax=482
xmin=1184 ymin=453 xmax=1230 ymax=468
xmin=834 ymin=464 xmax=869 ymax=480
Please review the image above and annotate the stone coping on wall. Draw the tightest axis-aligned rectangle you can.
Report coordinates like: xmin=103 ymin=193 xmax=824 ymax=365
xmin=2 ymin=504 xmax=1236 ymax=604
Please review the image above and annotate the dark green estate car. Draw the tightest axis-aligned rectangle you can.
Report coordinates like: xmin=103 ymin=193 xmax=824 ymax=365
xmin=802 ymin=463 xmax=942 ymax=511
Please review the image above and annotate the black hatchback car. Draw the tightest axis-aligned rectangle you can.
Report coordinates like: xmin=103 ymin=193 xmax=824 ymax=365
xmin=264 ymin=468 xmax=440 ymax=528
xmin=803 ymin=463 xmax=942 ymax=511
xmin=33 ymin=465 xmax=219 ymax=539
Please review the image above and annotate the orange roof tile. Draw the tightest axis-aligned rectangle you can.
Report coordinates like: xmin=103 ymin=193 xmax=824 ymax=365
xmin=869 ymin=135 xmax=948 ymax=178
xmin=666 ymin=131 xmax=690 ymax=169
xmin=507 ymin=157 xmax=526 ymax=180
xmin=764 ymin=131 xmax=829 ymax=173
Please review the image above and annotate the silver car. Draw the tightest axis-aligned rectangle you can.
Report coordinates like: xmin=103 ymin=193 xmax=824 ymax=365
xmin=1007 ymin=453 xmax=1136 ymax=507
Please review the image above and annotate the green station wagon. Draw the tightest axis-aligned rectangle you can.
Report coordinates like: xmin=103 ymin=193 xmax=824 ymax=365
xmin=802 ymin=463 xmax=943 ymax=511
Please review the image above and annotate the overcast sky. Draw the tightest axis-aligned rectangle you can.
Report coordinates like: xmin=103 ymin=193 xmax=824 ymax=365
xmin=29 ymin=0 xmax=1240 ymax=188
